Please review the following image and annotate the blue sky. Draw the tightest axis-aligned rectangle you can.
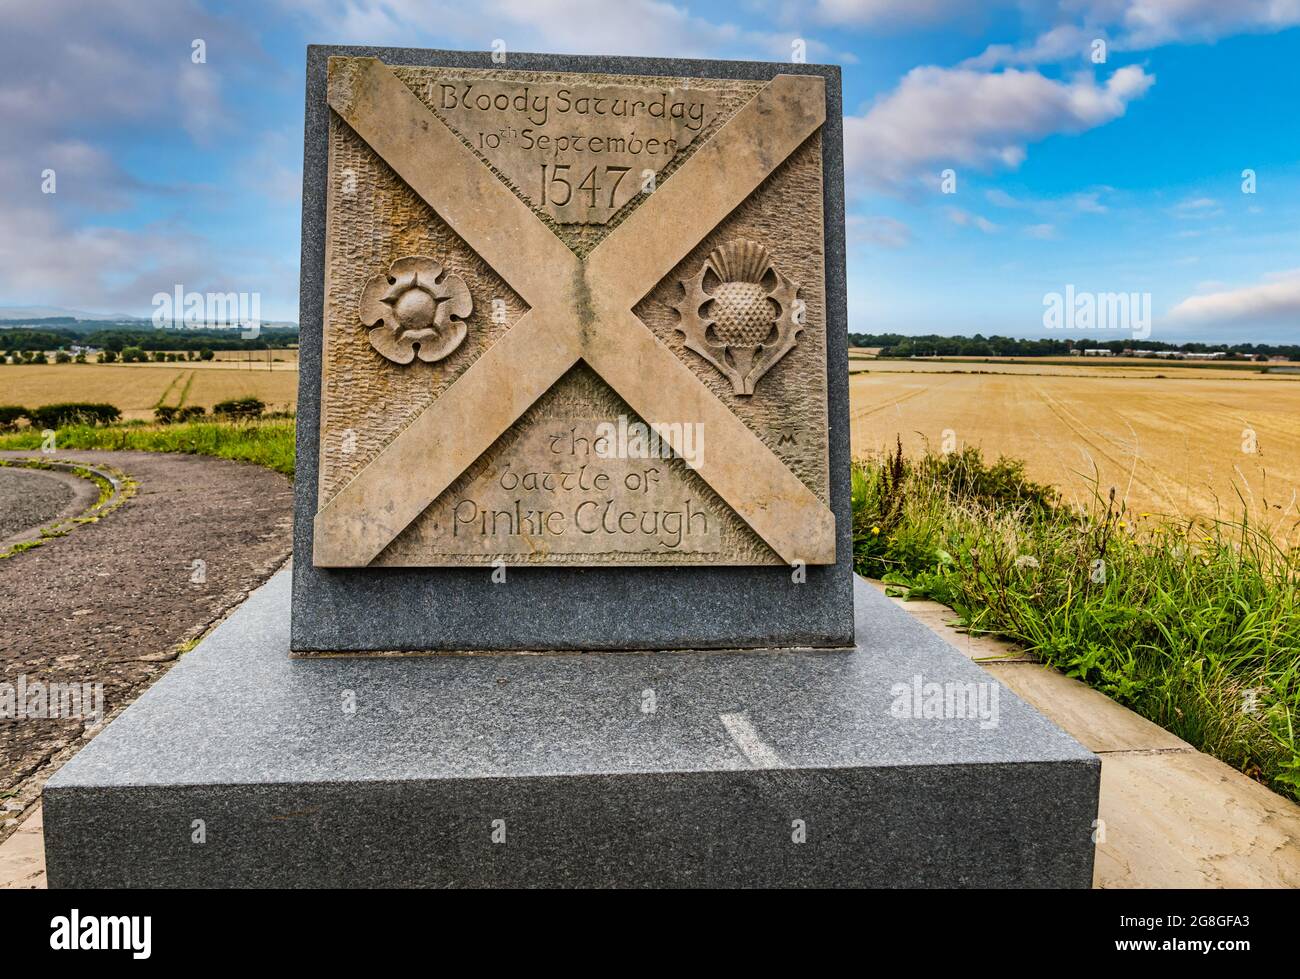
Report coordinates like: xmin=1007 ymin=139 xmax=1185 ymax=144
xmin=2 ymin=0 xmax=1298 ymax=342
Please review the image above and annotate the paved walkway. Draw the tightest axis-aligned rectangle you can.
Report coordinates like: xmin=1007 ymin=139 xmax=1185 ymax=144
xmin=0 ymin=466 xmax=87 ymax=542
xmin=0 ymin=450 xmax=293 ymax=881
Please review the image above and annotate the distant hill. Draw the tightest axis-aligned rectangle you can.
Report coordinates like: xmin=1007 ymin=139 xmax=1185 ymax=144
xmin=0 ymin=306 xmax=143 ymax=322
xmin=0 ymin=308 xmax=298 ymax=334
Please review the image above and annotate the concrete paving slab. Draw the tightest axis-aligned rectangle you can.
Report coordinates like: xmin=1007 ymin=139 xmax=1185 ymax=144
xmin=1095 ymin=751 xmax=1300 ymax=889
xmin=984 ymin=662 xmax=1192 ymax=754
xmin=0 ymin=806 xmax=45 ymax=889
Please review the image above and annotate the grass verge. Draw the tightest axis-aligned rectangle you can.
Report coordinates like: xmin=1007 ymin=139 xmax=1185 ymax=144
xmin=0 ymin=418 xmax=296 ymax=478
xmin=852 ymin=440 xmax=1300 ymax=803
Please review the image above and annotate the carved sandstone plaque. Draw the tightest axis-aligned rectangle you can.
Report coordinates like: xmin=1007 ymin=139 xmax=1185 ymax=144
xmin=429 ymin=77 xmax=718 ymax=224
xmin=316 ymin=57 xmax=833 ymax=568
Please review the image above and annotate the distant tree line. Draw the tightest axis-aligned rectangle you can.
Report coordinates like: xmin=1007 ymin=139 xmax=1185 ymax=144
xmin=0 ymin=327 xmax=299 ymax=353
xmin=847 ymin=333 xmax=1300 ymax=361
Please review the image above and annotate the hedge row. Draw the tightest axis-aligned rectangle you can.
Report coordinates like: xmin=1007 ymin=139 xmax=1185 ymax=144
xmin=0 ymin=398 xmax=267 ymax=430
xmin=0 ymin=403 xmax=121 ymax=430
xmin=212 ymin=397 xmax=265 ymax=420
xmin=154 ymin=405 xmax=207 ymax=424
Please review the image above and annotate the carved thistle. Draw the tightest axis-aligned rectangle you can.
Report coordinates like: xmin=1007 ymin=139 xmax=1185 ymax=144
xmin=673 ymin=240 xmax=802 ymax=395
xmin=360 ymin=256 xmax=472 ymax=364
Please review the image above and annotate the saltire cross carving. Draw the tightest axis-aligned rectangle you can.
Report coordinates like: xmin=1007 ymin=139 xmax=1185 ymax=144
xmin=315 ymin=58 xmax=834 ymax=567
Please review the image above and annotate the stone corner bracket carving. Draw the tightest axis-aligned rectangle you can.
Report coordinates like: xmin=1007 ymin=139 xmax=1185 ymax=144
xmin=359 ymin=256 xmax=472 ymax=364
xmin=673 ymin=239 xmax=803 ymax=396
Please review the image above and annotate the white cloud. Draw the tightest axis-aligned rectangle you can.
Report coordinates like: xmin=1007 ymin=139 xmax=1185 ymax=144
xmin=0 ymin=0 xmax=245 ymax=139
xmin=814 ymin=0 xmax=986 ymax=28
xmin=1024 ymin=222 xmax=1058 ymax=239
xmin=1170 ymin=196 xmax=1223 ymax=218
xmin=984 ymin=188 xmax=1023 ymax=208
xmin=178 ymin=64 xmax=229 ymax=144
xmin=1168 ymin=268 xmax=1300 ymax=326
xmin=847 ymin=213 xmax=913 ymax=248
xmin=241 ymin=130 xmax=303 ymax=202
xmin=946 ymin=207 xmax=1000 ymax=233
xmin=0 ymin=0 xmax=274 ymax=315
xmin=845 ymin=65 xmax=1154 ymax=190
xmin=1072 ymin=190 xmax=1109 ymax=213
xmin=964 ymin=24 xmax=1095 ymax=69
xmin=0 ymin=204 xmax=212 ymax=313
xmin=985 ymin=187 xmax=1111 ymax=214
xmin=293 ymin=0 xmax=831 ymax=61
xmin=968 ymin=0 xmax=1300 ymax=69
xmin=1120 ymin=0 xmax=1300 ymax=49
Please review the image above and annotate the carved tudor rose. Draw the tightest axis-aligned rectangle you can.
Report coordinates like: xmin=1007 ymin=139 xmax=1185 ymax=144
xmin=360 ymin=256 xmax=472 ymax=364
xmin=674 ymin=239 xmax=802 ymax=396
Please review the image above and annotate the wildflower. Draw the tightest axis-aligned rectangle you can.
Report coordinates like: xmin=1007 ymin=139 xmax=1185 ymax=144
xmin=1015 ymin=554 xmax=1040 ymax=569
xmin=871 ymin=525 xmax=880 ymax=535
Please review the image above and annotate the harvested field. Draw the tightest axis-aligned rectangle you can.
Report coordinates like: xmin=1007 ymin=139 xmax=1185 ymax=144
xmin=850 ymin=361 xmax=1300 ymax=540
xmin=0 ymin=364 xmax=297 ymax=420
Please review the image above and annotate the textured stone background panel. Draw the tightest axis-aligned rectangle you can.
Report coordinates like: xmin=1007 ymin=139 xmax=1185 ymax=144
xmin=378 ymin=363 xmax=778 ymax=565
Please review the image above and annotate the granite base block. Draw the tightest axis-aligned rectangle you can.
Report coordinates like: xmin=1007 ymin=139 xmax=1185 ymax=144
xmin=44 ymin=571 xmax=1099 ymax=887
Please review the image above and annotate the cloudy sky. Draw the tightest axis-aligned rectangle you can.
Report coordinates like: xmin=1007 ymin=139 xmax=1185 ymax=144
xmin=2 ymin=0 xmax=1298 ymax=342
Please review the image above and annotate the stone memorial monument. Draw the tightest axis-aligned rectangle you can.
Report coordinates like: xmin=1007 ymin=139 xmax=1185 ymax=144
xmin=42 ymin=47 xmax=1100 ymax=888
xmin=295 ymin=51 xmax=848 ymax=652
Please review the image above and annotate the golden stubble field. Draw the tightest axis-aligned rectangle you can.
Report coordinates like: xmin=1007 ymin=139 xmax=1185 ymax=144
xmin=850 ymin=361 xmax=1300 ymax=535
xmin=1 ymin=362 xmax=298 ymax=420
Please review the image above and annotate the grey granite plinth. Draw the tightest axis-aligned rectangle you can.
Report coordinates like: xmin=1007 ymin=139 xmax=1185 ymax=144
xmin=44 ymin=571 xmax=1099 ymax=888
